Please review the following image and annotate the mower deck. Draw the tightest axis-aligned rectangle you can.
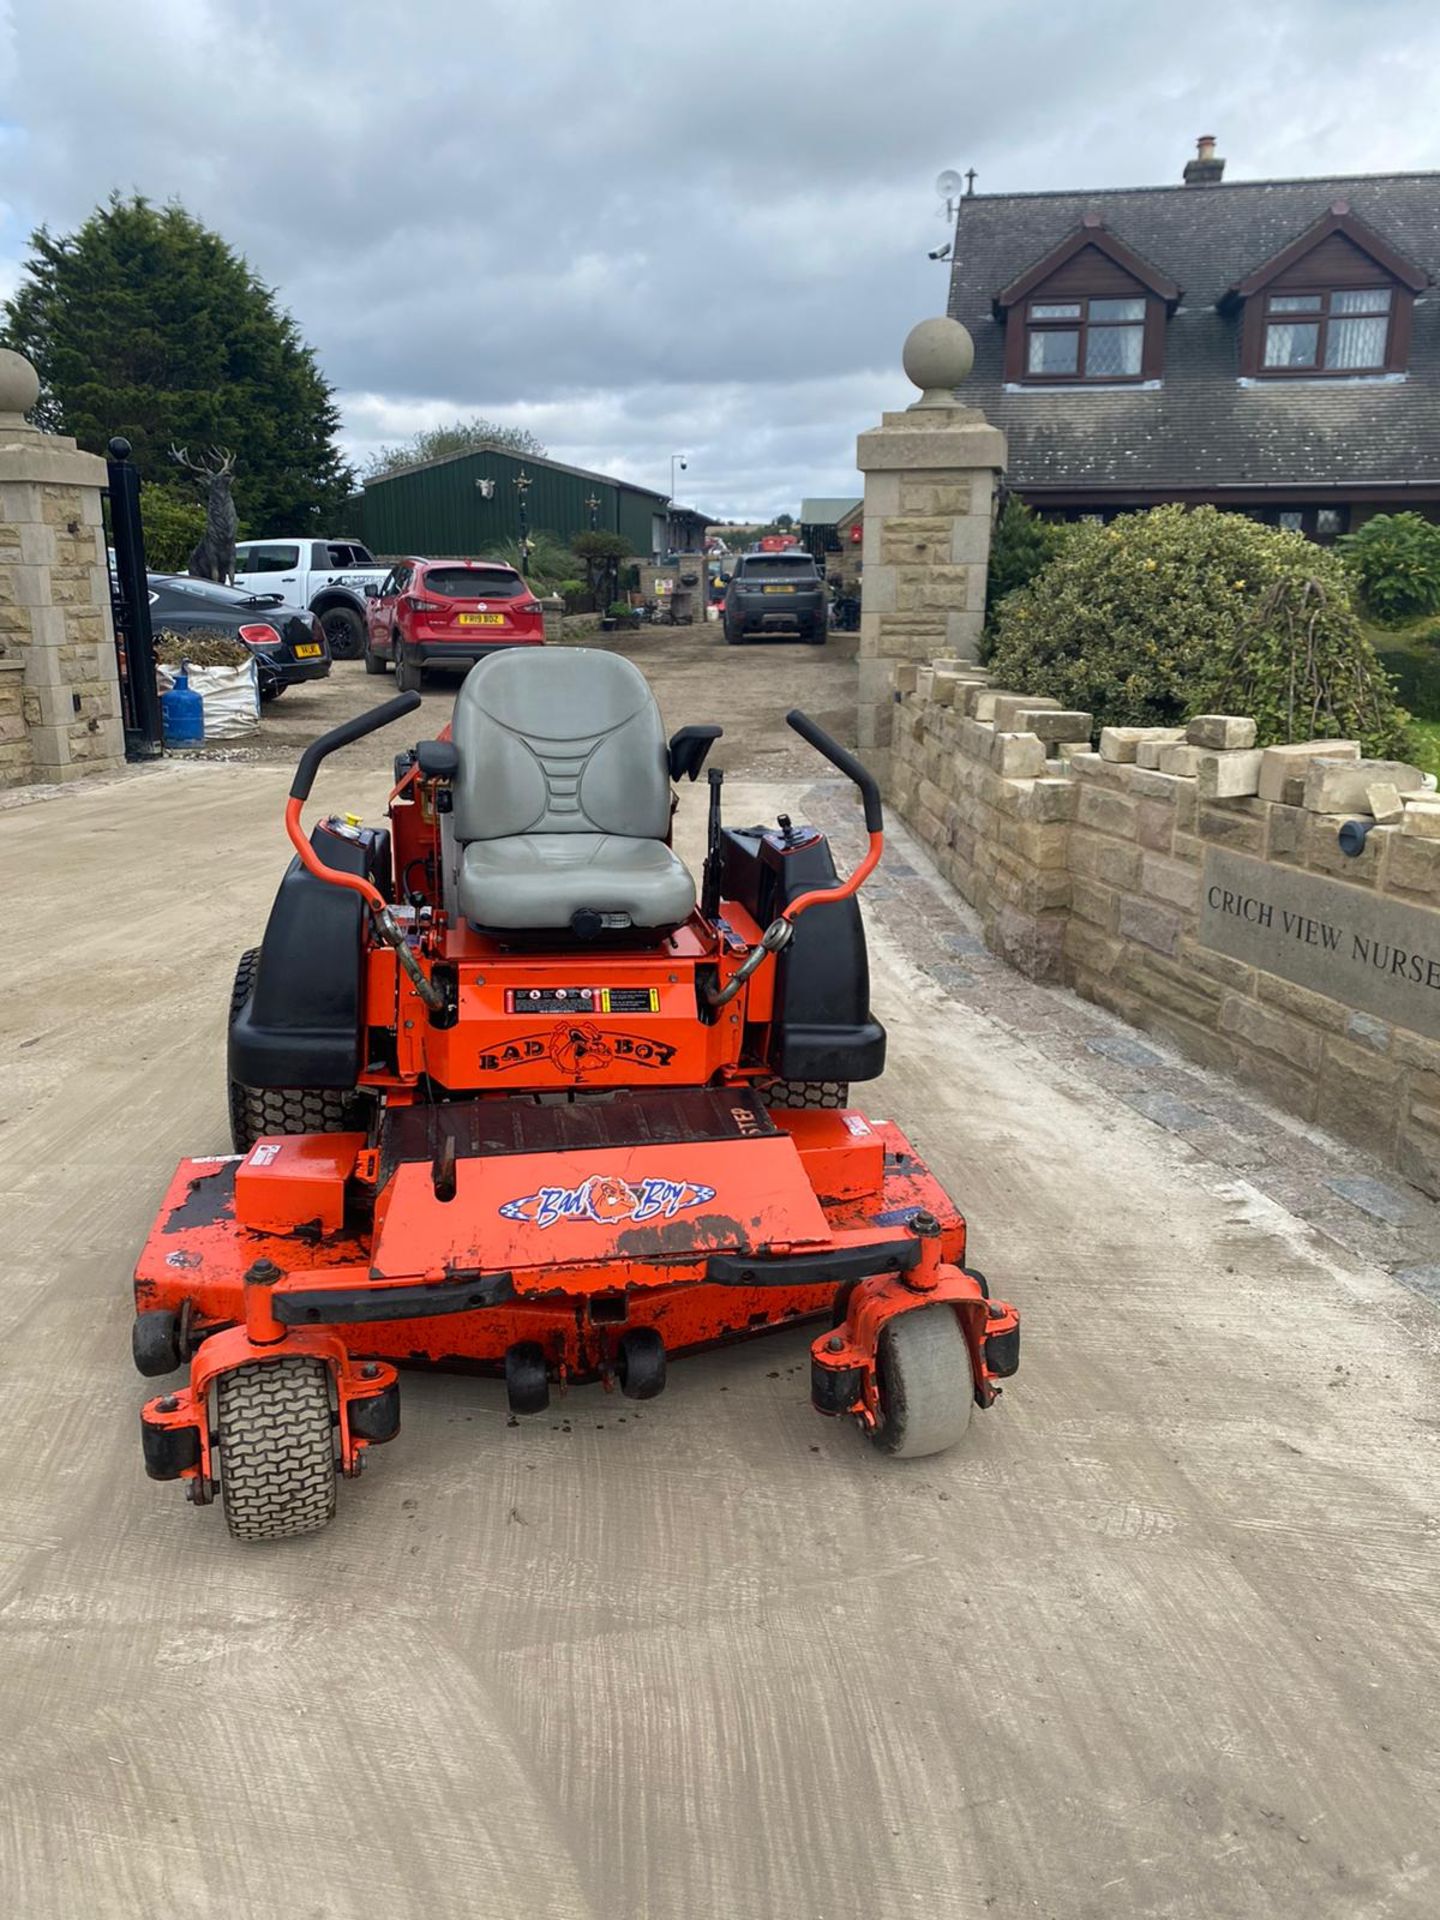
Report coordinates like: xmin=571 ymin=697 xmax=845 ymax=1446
xmin=136 ymin=1096 xmax=969 ymax=1377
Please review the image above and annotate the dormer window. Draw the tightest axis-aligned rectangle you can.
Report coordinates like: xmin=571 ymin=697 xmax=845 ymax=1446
xmin=1226 ymin=204 xmax=1428 ymax=380
xmin=1026 ymin=296 xmax=1147 ymax=380
xmin=1261 ymin=287 xmax=1393 ymax=373
xmin=994 ymin=218 xmax=1181 ymax=388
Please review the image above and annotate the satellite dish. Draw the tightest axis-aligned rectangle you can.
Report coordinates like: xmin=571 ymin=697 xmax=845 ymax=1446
xmin=936 ymin=169 xmax=963 ymax=199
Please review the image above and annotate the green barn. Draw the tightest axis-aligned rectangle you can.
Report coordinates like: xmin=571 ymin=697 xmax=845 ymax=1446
xmin=354 ymin=446 xmax=668 ymax=559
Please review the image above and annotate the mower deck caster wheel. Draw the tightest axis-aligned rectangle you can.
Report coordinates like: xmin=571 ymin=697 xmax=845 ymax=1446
xmin=617 ymin=1328 xmax=666 ymax=1400
xmin=505 ymin=1342 xmax=550 ymax=1416
xmin=132 ymin=1309 xmax=182 ymax=1378
xmin=870 ymin=1304 xmax=974 ymax=1459
xmin=216 ymin=1358 xmax=337 ymax=1542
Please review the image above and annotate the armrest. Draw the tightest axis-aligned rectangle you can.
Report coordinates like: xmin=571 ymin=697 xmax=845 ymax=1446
xmin=668 ymin=724 xmax=722 ymax=783
xmin=416 ymin=740 xmax=460 ymax=780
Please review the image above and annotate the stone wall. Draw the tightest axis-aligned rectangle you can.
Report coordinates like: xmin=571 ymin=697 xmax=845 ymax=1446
xmin=0 ymin=660 xmax=34 ymax=786
xmin=891 ymin=663 xmax=1440 ymax=1197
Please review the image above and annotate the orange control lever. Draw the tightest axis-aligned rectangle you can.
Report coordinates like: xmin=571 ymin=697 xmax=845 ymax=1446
xmin=785 ymin=829 xmax=884 ymax=922
xmin=284 ymin=798 xmax=388 ymax=909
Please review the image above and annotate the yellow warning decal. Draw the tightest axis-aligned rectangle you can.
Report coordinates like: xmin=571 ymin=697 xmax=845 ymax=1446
xmin=599 ymin=988 xmax=661 ymax=1013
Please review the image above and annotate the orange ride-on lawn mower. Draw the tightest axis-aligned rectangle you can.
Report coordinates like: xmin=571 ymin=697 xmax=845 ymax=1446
xmin=133 ymin=649 xmax=1019 ymax=1540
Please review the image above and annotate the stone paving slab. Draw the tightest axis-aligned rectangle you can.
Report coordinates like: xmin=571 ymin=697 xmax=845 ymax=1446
xmin=808 ymin=780 xmax=1440 ymax=1301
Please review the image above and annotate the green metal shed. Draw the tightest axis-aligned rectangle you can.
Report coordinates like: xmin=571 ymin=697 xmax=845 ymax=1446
xmin=355 ymin=446 xmax=668 ymax=559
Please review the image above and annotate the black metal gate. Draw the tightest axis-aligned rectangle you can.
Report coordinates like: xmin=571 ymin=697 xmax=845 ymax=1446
xmin=104 ymin=435 xmax=163 ymax=759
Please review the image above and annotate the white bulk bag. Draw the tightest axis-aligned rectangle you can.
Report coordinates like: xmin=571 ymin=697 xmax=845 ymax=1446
xmin=155 ymin=659 xmax=260 ymax=740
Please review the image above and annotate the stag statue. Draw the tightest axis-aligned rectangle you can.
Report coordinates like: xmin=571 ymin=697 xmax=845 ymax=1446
xmin=170 ymin=445 xmax=239 ymax=584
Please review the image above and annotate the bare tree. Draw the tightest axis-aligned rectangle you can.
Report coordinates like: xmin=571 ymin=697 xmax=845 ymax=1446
xmin=170 ymin=445 xmax=239 ymax=584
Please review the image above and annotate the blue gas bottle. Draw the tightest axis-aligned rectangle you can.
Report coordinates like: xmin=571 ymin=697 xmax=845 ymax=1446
xmin=161 ymin=670 xmax=204 ymax=749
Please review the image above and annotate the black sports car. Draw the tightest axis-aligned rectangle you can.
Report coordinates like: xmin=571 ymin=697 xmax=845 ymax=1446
xmin=147 ymin=575 xmax=331 ymax=701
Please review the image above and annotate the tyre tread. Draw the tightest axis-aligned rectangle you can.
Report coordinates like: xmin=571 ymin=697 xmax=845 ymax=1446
xmin=217 ymin=1358 xmax=337 ymax=1541
xmin=761 ymin=1078 xmax=848 ymax=1110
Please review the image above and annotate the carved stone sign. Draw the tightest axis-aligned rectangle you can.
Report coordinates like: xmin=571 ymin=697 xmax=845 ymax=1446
xmin=1199 ymin=848 xmax=1440 ymax=1041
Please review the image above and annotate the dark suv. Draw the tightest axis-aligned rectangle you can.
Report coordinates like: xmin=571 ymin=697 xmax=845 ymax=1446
xmin=723 ymin=551 xmax=827 ymax=645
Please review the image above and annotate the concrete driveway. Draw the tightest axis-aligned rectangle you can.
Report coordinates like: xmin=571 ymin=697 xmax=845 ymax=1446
xmin=0 ymin=629 xmax=1435 ymax=1919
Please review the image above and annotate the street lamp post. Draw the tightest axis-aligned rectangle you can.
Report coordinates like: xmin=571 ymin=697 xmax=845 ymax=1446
xmin=585 ymin=492 xmax=600 ymax=531
xmin=668 ymin=453 xmax=688 ymax=555
xmin=514 ymin=469 xmax=532 ymax=573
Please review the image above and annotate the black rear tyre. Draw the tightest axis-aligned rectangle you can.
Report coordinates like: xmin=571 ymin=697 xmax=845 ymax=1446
xmin=395 ymin=644 xmax=422 ymax=693
xmin=363 ymin=644 xmax=387 ymax=675
xmin=761 ymin=1079 xmax=849 ymax=1110
xmin=226 ymin=948 xmax=367 ymax=1151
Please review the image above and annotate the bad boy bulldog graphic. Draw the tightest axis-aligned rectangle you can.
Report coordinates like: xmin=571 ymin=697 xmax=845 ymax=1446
xmin=500 ymin=1171 xmax=717 ymax=1231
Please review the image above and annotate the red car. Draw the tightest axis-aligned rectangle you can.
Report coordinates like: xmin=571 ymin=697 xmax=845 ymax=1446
xmin=363 ymin=557 xmax=545 ymax=689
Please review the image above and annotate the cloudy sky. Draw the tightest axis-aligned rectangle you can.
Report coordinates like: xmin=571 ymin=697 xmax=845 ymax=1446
xmin=0 ymin=0 xmax=1436 ymax=517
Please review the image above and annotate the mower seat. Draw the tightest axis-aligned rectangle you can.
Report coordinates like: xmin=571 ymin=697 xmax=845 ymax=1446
xmin=450 ymin=647 xmax=696 ymax=935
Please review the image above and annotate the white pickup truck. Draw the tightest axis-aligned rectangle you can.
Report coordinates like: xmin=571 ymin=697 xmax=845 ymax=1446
xmin=230 ymin=538 xmax=392 ymax=660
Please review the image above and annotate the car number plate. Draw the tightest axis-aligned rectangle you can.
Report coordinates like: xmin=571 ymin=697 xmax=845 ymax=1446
xmin=762 ymin=584 xmax=795 ymax=593
xmin=294 ymin=642 xmax=322 ymax=657
xmin=459 ymin=613 xmax=507 ymax=625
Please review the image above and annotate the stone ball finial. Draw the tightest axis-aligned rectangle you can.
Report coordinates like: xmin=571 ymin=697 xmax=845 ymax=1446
xmin=0 ymin=347 xmax=40 ymax=425
xmin=902 ymin=316 xmax=974 ymax=408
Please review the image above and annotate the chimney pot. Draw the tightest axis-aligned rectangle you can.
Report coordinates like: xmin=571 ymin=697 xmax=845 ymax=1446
xmin=1183 ymin=134 xmax=1225 ymax=186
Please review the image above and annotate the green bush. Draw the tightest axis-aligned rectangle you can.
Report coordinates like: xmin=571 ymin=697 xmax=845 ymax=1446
xmin=985 ymin=504 xmax=1409 ymax=756
xmin=985 ymin=495 xmax=1068 ymax=624
xmin=481 ymin=531 xmax=574 ymax=593
xmin=1375 ymin=642 xmax=1440 ymax=721
xmin=139 ymin=483 xmax=207 ymax=573
xmin=1339 ymin=512 xmax=1440 ymax=623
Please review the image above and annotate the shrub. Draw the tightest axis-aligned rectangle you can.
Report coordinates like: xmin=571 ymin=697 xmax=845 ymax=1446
xmin=139 ymin=483 xmax=207 ymax=573
xmin=1374 ymin=636 xmax=1440 ymax=722
xmin=485 ymin=531 xmax=574 ymax=593
xmin=1338 ymin=512 xmax=1440 ymax=623
xmin=985 ymin=504 xmax=1409 ymax=756
xmin=985 ymin=495 xmax=1068 ymax=624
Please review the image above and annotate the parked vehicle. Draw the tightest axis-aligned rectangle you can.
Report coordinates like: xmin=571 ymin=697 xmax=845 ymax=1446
xmin=363 ymin=558 xmax=545 ymax=690
xmin=147 ymin=575 xmax=330 ymax=701
xmin=723 ymin=550 xmax=828 ymax=645
xmin=230 ymin=538 xmax=390 ymax=661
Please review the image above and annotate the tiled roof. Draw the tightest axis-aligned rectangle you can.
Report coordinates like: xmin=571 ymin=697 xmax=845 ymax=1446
xmin=947 ymin=172 xmax=1440 ymax=493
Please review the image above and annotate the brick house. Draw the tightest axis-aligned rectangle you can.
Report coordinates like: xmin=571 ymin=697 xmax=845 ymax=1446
xmin=947 ymin=139 xmax=1440 ymax=539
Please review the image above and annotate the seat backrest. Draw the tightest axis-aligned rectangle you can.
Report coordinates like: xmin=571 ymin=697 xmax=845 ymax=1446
xmin=450 ymin=647 xmax=671 ymax=843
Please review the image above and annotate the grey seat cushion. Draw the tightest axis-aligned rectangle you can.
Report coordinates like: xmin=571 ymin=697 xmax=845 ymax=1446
xmin=449 ymin=648 xmax=696 ymax=931
xmin=457 ymin=833 xmax=696 ymax=931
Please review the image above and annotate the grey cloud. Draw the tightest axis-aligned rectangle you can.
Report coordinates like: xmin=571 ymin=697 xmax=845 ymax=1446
xmin=2 ymin=0 xmax=1437 ymax=515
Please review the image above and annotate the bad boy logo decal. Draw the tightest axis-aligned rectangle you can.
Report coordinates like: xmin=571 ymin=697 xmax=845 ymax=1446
xmin=477 ymin=1023 xmax=677 ymax=1075
xmin=500 ymin=1172 xmax=717 ymax=1230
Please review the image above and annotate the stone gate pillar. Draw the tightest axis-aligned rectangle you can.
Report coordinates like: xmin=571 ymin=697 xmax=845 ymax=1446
xmin=855 ymin=318 xmax=1005 ymax=783
xmin=0 ymin=349 xmax=125 ymax=785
